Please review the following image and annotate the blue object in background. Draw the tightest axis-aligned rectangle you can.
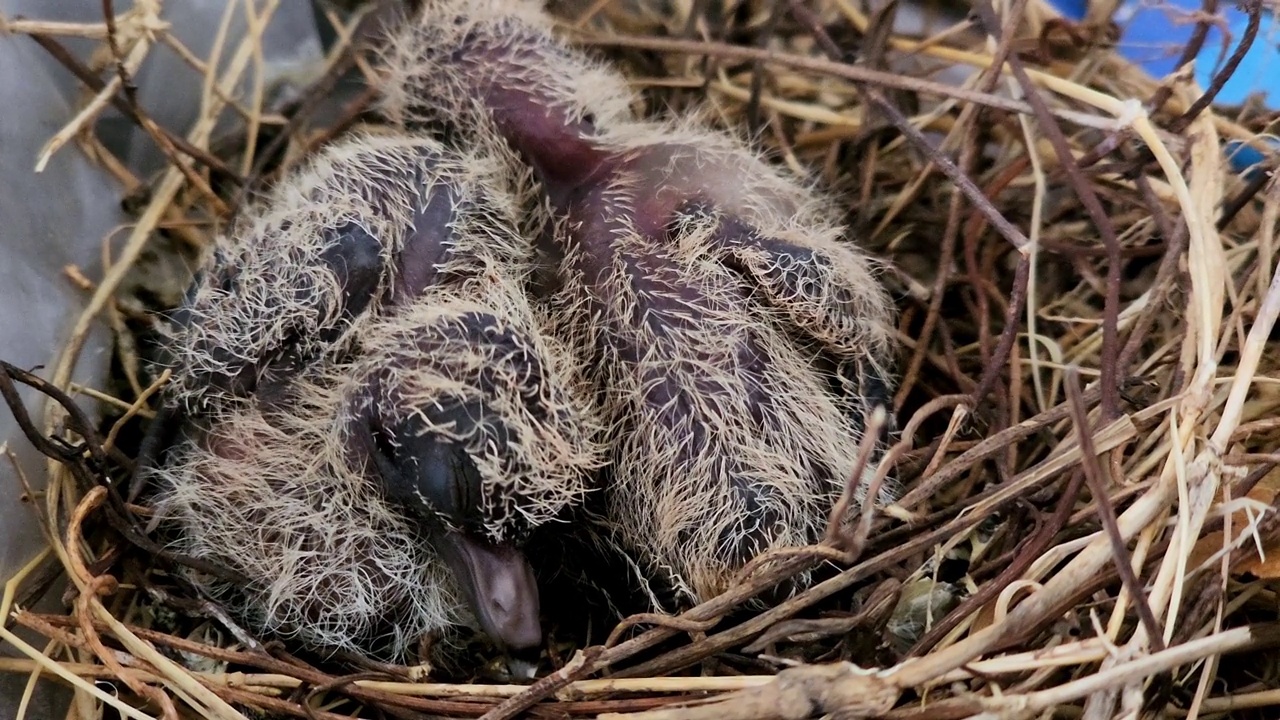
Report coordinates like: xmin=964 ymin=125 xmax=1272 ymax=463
xmin=1052 ymin=0 xmax=1089 ymax=20
xmin=1045 ymin=0 xmax=1280 ymax=109
xmin=1224 ymin=137 xmax=1280 ymax=177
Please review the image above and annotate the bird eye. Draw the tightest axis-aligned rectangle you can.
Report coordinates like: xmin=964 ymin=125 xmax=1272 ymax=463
xmin=371 ymin=421 xmax=484 ymax=532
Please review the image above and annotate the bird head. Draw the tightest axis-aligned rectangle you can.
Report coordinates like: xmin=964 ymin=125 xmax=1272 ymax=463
xmin=342 ymin=296 xmax=601 ymax=650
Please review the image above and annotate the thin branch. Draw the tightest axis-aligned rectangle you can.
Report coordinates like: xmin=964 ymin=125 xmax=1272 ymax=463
xmin=24 ymin=33 xmax=241 ymax=187
xmin=968 ymin=0 xmax=1123 ymax=421
xmin=1065 ymin=367 xmax=1165 ymax=650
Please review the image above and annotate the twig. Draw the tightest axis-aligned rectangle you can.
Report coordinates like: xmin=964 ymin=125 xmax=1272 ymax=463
xmin=860 ymin=87 xmax=1031 ymax=253
xmin=605 ymin=614 xmax=721 ymax=650
xmin=1169 ymin=0 xmax=1262 ymax=132
xmin=892 ymin=169 xmax=963 ymax=410
xmin=1065 ymin=368 xmax=1165 ymax=650
xmin=893 ymin=371 xmax=1103 ymax=511
xmin=822 ymin=405 xmax=888 ymax=554
xmin=968 ymin=0 xmax=1124 ymax=421
xmin=966 ymin=253 xmax=1030 ymax=412
xmin=1145 ymin=0 xmax=1218 ymax=114
xmin=0 ymin=361 xmax=247 ymax=584
xmin=577 ymin=33 xmax=1109 ymax=129
xmin=906 ymin=467 xmax=1087 ymax=656
xmin=599 ymin=662 xmax=898 ymax=720
xmin=231 ymin=6 xmax=376 ymax=210
xmin=24 ymin=33 xmax=240 ymax=188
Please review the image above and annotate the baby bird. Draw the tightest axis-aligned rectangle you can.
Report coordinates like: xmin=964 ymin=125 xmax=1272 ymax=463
xmin=145 ymin=130 xmax=601 ymax=657
xmin=154 ymin=363 xmax=463 ymax=657
xmin=164 ymin=130 xmax=531 ymax=411
xmin=382 ymin=0 xmax=897 ymax=605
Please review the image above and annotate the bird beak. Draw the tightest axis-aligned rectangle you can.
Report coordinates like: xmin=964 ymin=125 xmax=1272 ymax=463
xmin=437 ymin=531 xmax=543 ymax=651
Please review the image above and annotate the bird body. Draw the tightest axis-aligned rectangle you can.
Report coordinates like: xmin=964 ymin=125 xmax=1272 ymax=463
xmin=146 ymin=0 xmax=898 ymax=657
xmin=153 ymin=364 xmax=463 ymax=656
xmin=384 ymin=0 xmax=897 ymax=605
xmin=147 ymin=131 xmax=602 ymax=658
xmin=165 ymin=130 xmax=539 ymax=411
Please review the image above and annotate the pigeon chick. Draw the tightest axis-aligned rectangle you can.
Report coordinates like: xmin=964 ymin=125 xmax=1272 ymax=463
xmin=145 ymin=130 xmax=601 ymax=656
xmin=380 ymin=0 xmax=897 ymax=605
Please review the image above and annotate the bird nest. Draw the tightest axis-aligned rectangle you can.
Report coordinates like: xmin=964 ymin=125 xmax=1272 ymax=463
xmin=3 ymin=0 xmax=1280 ymax=718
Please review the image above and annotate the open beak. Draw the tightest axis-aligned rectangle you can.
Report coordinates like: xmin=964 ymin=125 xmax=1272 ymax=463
xmin=437 ymin=531 xmax=543 ymax=650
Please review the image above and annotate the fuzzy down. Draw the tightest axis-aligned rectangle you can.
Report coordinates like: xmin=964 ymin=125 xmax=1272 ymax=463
xmin=163 ymin=130 xmax=542 ymax=411
xmin=151 ymin=130 xmax=603 ymax=658
xmin=153 ymin=380 xmax=465 ymax=657
xmin=382 ymin=0 xmax=900 ymax=606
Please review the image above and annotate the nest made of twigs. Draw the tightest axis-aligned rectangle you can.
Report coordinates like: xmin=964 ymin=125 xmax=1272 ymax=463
xmin=4 ymin=0 xmax=1280 ymax=718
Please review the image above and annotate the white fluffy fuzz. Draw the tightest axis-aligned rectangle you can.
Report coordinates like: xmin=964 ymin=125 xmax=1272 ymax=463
xmin=152 ymin=130 xmax=604 ymax=657
xmin=386 ymin=0 xmax=899 ymax=606
xmin=153 ymin=381 xmax=465 ymax=656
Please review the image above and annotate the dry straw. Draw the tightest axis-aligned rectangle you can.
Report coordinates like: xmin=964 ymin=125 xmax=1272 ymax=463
xmin=2 ymin=0 xmax=1279 ymax=717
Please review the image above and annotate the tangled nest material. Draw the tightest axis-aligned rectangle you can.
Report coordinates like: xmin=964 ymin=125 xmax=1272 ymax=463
xmin=3 ymin=0 xmax=1280 ymax=717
